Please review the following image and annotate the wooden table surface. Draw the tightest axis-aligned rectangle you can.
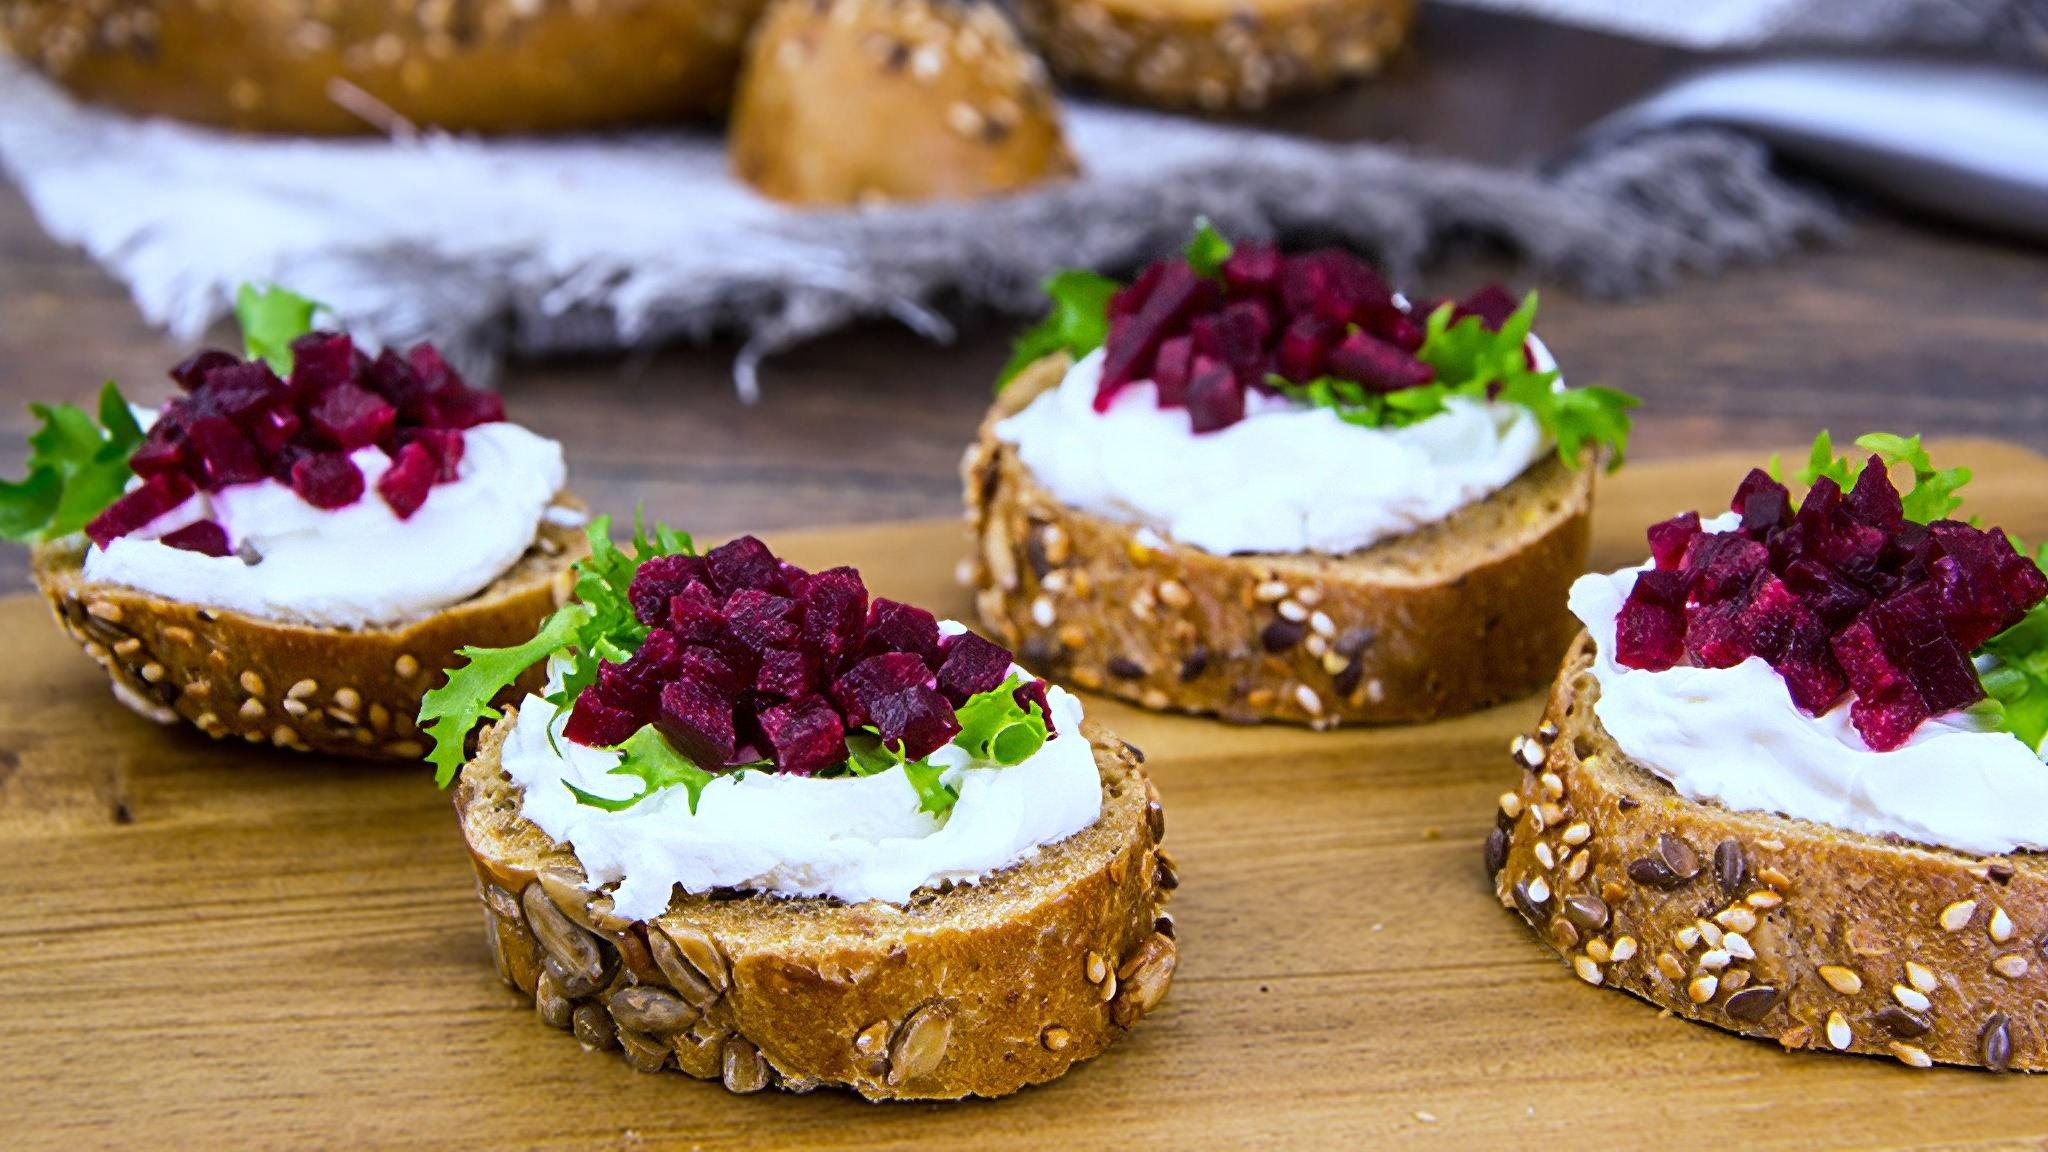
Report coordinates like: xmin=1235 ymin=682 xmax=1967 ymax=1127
xmin=6 ymin=443 xmax=2048 ymax=1151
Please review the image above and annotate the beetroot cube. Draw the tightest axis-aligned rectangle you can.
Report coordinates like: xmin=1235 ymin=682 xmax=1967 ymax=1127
xmin=936 ymin=630 xmax=1013 ymax=704
xmin=290 ymin=451 xmax=365 ymax=510
xmin=596 ymin=628 xmax=682 ymax=717
xmin=1221 ymin=243 xmax=1282 ymax=298
xmin=725 ymin=589 xmax=800 ymax=652
xmin=184 ymin=416 xmax=266 ymax=491
xmin=1867 ymin=585 xmax=1983 ymax=714
xmin=1109 ymin=262 xmax=1165 ymax=320
xmin=240 ymin=404 xmax=302 ymax=457
xmin=1845 ymin=456 xmax=1905 ymax=531
xmin=1731 ymin=469 xmax=1792 ymax=535
xmin=757 ymin=694 xmax=847 ymax=776
xmin=1185 ymin=360 xmax=1245 ymax=433
xmin=667 ymin=582 xmax=724 ymax=643
xmin=196 ymin=361 xmax=290 ymax=421
xmin=564 ymin=692 xmax=644 ymax=748
xmin=1453 ymin=284 xmax=1518 ymax=330
xmin=863 ymin=599 xmax=943 ymax=667
xmin=287 ymin=332 xmax=358 ymax=398
xmin=366 ymin=348 xmax=431 ymax=412
xmin=755 ymin=647 xmax=813 ymax=699
xmin=160 ymin=519 xmax=231 ymax=557
xmin=630 ymin=553 xmax=708 ymax=627
xmin=1152 ymin=335 xmax=1196 ymax=406
xmin=169 ymin=349 xmax=240 ymax=392
xmin=1274 ymin=314 xmax=1341 ymax=383
xmin=1685 ymin=599 xmax=1753 ymax=669
xmin=1782 ymin=558 xmax=1872 ymax=628
xmin=679 ymin=644 xmax=749 ymax=696
xmin=870 ymin=682 xmax=961 ymax=760
xmin=1615 ymin=569 xmax=1687 ymax=670
xmin=400 ymin=428 xmax=466 ymax=482
xmin=833 ymin=652 xmax=935 ymax=731
xmin=1280 ymin=250 xmax=1390 ymax=323
xmin=407 ymin=343 xmax=459 ymax=392
xmin=1325 ymin=331 xmax=1434 ymax=394
xmin=1196 ymin=299 xmax=1274 ymax=375
xmin=1646 ymin=512 xmax=1701 ymax=570
xmin=655 ymin=676 xmax=739 ymax=766
xmin=1381 ymin=315 xmax=1425 ymax=353
xmin=1098 ymin=261 xmax=1219 ymax=404
xmin=798 ymin=566 xmax=868 ymax=662
xmin=705 ymin=535 xmax=782 ymax=595
xmin=85 ymin=473 xmax=195 ymax=547
xmin=1680 ymin=531 xmax=1769 ymax=605
xmin=1012 ymin=678 xmax=1056 ymax=735
xmin=307 ymin=382 xmax=397 ymax=452
xmin=127 ymin=434 xmax=187 ymax=480
xmin=420 ymin=384 xmax=506 ymax=430
xmin=1849 ymin=680 xmax=1932 ymax=753
xmin=375 ymin=441 xmax=437 ymax=519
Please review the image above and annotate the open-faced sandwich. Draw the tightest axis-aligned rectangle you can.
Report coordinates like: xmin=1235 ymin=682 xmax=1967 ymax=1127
xmin=1493 ymin=433 xmax=2048 ymax=1071
xmin=964 ymin=222 xmax=1636 ymax=727
xmin=6 ymin=286 xmax=585 ymax=758
xmin=427 ymin=522 xmax=1176 ymax=1099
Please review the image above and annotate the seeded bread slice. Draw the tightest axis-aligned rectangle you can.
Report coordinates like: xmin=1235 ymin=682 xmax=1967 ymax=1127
xmin=1012 ymin=0 xmax=1415 ymax=110
xmin=1491 ymin=631 xmax=2047 ymax=1072
xmin=963 ymin=353 xmax=1594 ymax=728
xmin=455 ymin=707 xmax=1177 ymax=1101
xmin=28 ymin=501 xmax=588 ymax=759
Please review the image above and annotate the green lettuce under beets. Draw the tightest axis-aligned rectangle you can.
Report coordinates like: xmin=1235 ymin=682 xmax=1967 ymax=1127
xmin=1277 ymin=291 xmax=1637 ymax=471
xmin=1980 ymin=541 xmax=2048 ymax=755
xmin=1776 ymin=431 xmax=1970 ymax=524
xmin=235 ymin=284 xmax=323 ymax=374
xmin=0 ymin=381 xmax=145 ymax=543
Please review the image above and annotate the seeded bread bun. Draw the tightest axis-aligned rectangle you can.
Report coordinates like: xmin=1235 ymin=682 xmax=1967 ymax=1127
xmin=1012 ymin=0 xmax=1414 ymax=110
xmin=1490 ymin=631 xmax=2046 ymax=1072
xmin=728 ymin=0 xmax=1077 ymax=206
xmin=0 ymin=0 xmax=766 ymax=134
xmin=455 ymin=706 xmax=1177 ymax=1099
xmin=962 ymin=353 xmax=1594 ymax=728
xmin=29 ymin=502 xmax=588 ymax=759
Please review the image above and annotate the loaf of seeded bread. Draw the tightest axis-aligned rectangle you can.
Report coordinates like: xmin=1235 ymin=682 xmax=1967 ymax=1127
xmin=456 ymin=707 xmax=1177 ymax=1099
xmin=29 ymin=506 xmax=587 ymax=758
xmin=1012 ymin=0 xmax=1415 ymax=110
xmin=729 ymin=0 xmax=1076 ymax=206
xmin=962 ymin=353 xmax=1594 ymax=728
xmin=1491 ymin=632 xmax=2045 ymax=1072
xmin=0 ymin=0 xmax=766 ymax=133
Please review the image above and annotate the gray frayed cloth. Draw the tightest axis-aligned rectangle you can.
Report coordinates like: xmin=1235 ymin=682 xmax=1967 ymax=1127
xmin=0 ymin=59 xmax=1840 ymax=391
xmin=1439 ymin=0 xmax=2048 ymax=56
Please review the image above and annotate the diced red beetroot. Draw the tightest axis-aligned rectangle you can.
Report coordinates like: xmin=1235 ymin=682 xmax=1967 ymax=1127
xmin=679 ymin=644 xmax=749 ymax=696
xmin=1845 ymin=456 xmax=1905 ymax=531
xmin=935 ymin=630 xmax=1013 ymax=705
xmin=366 ymin=348 xmax=431 ymax=411
xmin=705 ymin=535 xmax=782 ymax=595
xmin=1012 ymin=678 xmax=1056 ymax=735
xmin=832 ymin=652 xmax=934 ymax=731
xmin=1152 ymin=335 xmax=1196 ymax=406
xmin=1280 ymin=250 xmax=1390 ymax=323
xmin=1782 ymin=558 xmax=1872 ymax=628
xmin=1109 ymin=262 xmax=1165 ymax=320
xmin=287 ymin=332 xmax=358 ymax=398
xmin=1097 ymin=261 xmax=1219 ymax=406
xmin=1325 ymin=331 xmax=1434 ymax=394
xmin=1194 ymin=299 xmax=1274 ymax=376
xmin=798 ymin=567 xmax=868 ymax=662
xmin=1274 ymin=314 xmax=1341 ymax=383
xmin=1833 ymin=619 xmax=1929 ymax=751
xmin=1185 ymin=360 xmax=1245 ymax=434
xmin=1684 ymin=599 xmax=1752 ymax=669
xmin=375 ymin=441 xmax=437 ymax=519
xmin=595 ymin=629 xmax=682 ymax=717
xmin=407 ymin=343 xmax=458 ymax=391
xmin=563 ymin=693 xmax=643 ymax=748
xmin=1221 ymin=243 xmax=1282 ymax=298
xmin=239 ymin=405 xmax=301 ymax=456
xmin=306 ymin=382 xmax=397 ymax=451
xmin=1382 ymin=315 xmax=1425 ymax=354
xmin=399 ymin=427 xmax=466 ymax=482
xmin=128 ymin=435 xmax=187 ymax=479
xmin=655 ymin=676 xmax=739 ymax=765
xmin=160 ymin=519 xmax=231 ymax=557
xmin=1680 ymin=531 xmax=1769 ymax=604
xmin=869 ymin=681 xmax=961 ymax=761
xmin=630 ymin=553 xmax=708 ymax=627
xmin=862 ymin=599 xmax=943 ymax=667
xmin=755 ymin=647 xmax=813 ymax=699
xmin=1453 ymin=284 xmax=1518 ymax=330
xmin=1731 ymin=469 xmax=1792 ymax=535
xmin=195 ymin=361 xmax=290 ymax=420
xmin=1615 ymin=569 xmax=1688 ymax=670
xmin=1735 ymin=576 xmax=1813 ymax=663
xmin=667 ymin=582 xmax=724 ymax=643
xmin=289 ymin=451 xmax=365 ymax=510
xmin=420 ymin=384 xmax=506 ymax=430
xmin=1865 ymin=584 xmax=1984 ymax=714
xmin=168 ymin=349 xmax=239 ymax=392
xmin=85 ymin=473 xmax=196 ymax=547
xmin=1646 ymin=511 xmax=1701 ymax=570
xmin=725 ymin=589 xmax=801 ymax=650
xmin=757 ymin=695 xmax=846 ymax=776
xmin=184 ymin=416 xmax=266 ymax=491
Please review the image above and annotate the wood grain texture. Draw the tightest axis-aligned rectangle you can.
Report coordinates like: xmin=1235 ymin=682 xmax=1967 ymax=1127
xmin=4 ymin=442 xmax=2047 ymax=1150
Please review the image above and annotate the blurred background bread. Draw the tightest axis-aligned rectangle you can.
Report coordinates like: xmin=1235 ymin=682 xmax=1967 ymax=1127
xmin=1012 ymin=0 xmax=1415 ymax=109
xmin=0 ymin=0 xmax=769 ymax=134
xmin=730 ymin=0 xmax=1076 ymax=205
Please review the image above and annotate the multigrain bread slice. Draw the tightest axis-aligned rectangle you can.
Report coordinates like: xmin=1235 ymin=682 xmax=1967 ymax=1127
xmin=1012 ymin=0 xmax=1415 ymax=110
xmin=30 ymin=506 xmax=587 ymax=759
xmin=1491 ymin=632 xmax=2046 ymax=1072
xmin=963 ymin=353 xmax=1594 ymax=727
xmin=456 ymin=708 xmax=1178 ymax=1100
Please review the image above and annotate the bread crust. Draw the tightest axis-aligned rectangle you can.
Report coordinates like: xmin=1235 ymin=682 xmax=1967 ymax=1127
xmin=29 ymin=506 xmax=587 ymax=759
xmin=0 ymin=0 xmax=766 ymax=134
xmin=455 ymin=709 xmax=1177 ymax=1100
xmin=729 ymin=0 xmax=1076 ymax=206
xmin=1492 ymin=632 xmax=2048 ymax=1072
xmin=963 ymin=354 xmax=1594 ymax=727
xmin=1012 ymin=0 xmax=1415 ymax=110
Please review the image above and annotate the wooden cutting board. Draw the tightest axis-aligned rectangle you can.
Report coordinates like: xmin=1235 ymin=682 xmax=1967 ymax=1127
xmin=7 ymin=441 xmax=2048 ymax=1150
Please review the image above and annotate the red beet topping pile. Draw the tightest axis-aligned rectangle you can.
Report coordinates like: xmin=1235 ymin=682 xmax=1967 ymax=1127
xmin=564 ymin=535 xmax=1056 ymax=776
xmin=83 ymin=334 xmax=506 ymax=557
xmin=1615 ymin=459 xmax=2047 ymax=751
xmin=1092 ymin=244 xmax=1519 ymax=433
